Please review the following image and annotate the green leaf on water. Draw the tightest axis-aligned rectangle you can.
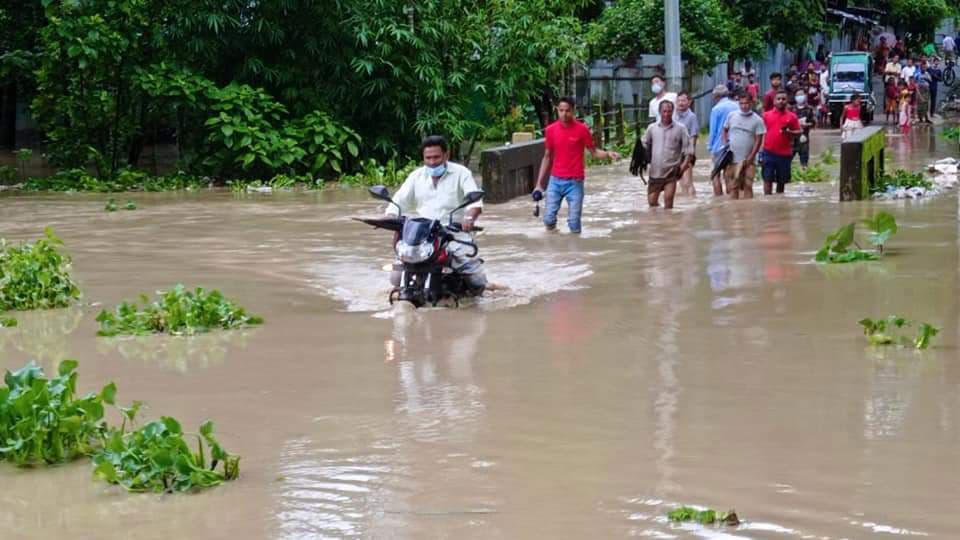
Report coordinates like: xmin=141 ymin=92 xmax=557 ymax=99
xmin=58 ymin=359 xmax=79 ymax=376
xmin=100 ymin=382 xmax=117 ymax=405
xmin=0 ymin=317 xmax=17 ymax=328
xmin=915 ymin=323 xmax=940 ymax=350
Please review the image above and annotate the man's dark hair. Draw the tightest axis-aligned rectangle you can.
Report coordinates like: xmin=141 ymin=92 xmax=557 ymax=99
xmin=421 ymin=135 xmax=448 ymax=153
xmin=770 ymin=72 xmax=782 ymax=80
xmin=737 ymin=91 xmax=753 ymax=101
xmin=677 ymin=90 xmax=691 ymax=99
xmin=775 ymin=88 xmax=788 ymax=97
xmin=557 ymin=96 xmax=576 ymax=108
xmin=651 ymin=74 xmax=665 ymax=84
xmin=659 ymin=99 xmax=675 ymax=112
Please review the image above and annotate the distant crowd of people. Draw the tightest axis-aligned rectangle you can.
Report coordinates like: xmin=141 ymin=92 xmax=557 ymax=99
xmin=876 ymin=35 xmax=947 ymax=132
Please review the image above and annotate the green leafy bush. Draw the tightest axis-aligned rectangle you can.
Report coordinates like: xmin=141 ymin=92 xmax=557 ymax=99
xmin=819 ymin=148 xmax=837 ymax=165
xmin=0 ymin=228 xmax=82 ymax=311
xmin=20 ymin=169 xmax=210 ymax=193
xmin=96 ymin=285 xmax=263 ymax=337
xmin=0 ymin=360 xmax=114 ymax=465
xmin=105 ymin=198 xmax=118 ymax=212
xmin=93 ymin=416 xmax=240 ymax=493
xmin=815 ymin=212 xmax=898 ymax=263
xmin=941 ymin=126 xmax=960 ymax=141
xmin=793 ymin=164 xmax=830 ymax=183
xmin=340 ymin=159 xmax=418 ymax=187
xmin=872 ymin=169 xmax=932 ymax=194
xmin=0 ymin=165 xmax=17 ymax=185
xmin=859 ymin=316 xmax=940 ymax=349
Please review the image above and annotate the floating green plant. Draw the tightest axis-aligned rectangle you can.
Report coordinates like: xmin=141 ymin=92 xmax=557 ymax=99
xmin=96 ymin=285 xmax=263 ymax=337
xmin=859 ymin=316 xmax=940 ymax=350
xmin=815 ymin=212 xmax=897 ymax=263
xmin=0 ymin=228 xmax=81 ymax=311
xmin=0 ymin=360 xmax=114 ymax=465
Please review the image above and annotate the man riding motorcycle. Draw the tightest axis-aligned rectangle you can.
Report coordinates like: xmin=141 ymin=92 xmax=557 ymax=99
xmin=385 ymin=135 xmax=487 ymax=293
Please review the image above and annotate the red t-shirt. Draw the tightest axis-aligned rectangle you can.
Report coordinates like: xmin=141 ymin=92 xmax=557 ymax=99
xmin=545 ymin=120 xmax=595 ymax=179
xmin=844 ymin=103 xmax=862 ymax=121
xmin=746 ymin=83 xmax=759 ymax=100
xmin=762 ymin=109 xmax=801 ymax=157
xmin=763 ymin=89 xmax=778 ymax=112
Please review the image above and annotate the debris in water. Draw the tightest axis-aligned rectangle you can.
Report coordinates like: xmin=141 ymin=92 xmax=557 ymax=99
xmin=666 ymin=506 xmax=740 ymax=526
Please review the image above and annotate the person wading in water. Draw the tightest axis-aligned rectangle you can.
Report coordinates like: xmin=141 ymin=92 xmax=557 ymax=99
xmin=641 ymin=100 xmax=695 ymax=209
xmin=532 ymin=97 xmax=620 ymax=234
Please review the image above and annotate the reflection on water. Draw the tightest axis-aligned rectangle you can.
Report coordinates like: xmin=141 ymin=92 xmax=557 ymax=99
xmin=1 ymin=128 xmax=959 ymax=538
xmin=95 ymin=329 xmax=257 ymax=373
xmin=0 ymin=307 xmax=83 ymax=366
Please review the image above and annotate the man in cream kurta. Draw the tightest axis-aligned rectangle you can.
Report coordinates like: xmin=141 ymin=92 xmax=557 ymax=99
xmin=386 ymin=136 xmax=486 ymax=289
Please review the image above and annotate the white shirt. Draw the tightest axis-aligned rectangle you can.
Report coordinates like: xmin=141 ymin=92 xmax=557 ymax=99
xmin=649 ymin=92 xmax=678 ymax=123
xmin=901 ymin=65 xmax=916 ymax=81
xmin=944 ymin=36 xmax=955 ymax=52
xmin=386 ymin=162 xmax=483 ymax=222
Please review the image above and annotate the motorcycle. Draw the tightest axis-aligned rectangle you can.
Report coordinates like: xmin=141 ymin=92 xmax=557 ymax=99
xmin=353 ymin=185 xmax=486 ymax=308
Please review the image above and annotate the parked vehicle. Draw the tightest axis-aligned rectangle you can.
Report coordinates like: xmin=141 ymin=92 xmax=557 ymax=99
xmin=828 ymin=52 xmax=876 ymax=127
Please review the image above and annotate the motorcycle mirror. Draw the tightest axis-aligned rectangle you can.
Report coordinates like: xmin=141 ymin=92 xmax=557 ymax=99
xmin=368 ymin=184 xmax=403 ymax=216
xmin=368 ymin=185 xmax=392 ymax=201
xmin=448 ymin=190 xmax=485 ymax=226
xmin=462 ymin=191 xmax=485 ymax=205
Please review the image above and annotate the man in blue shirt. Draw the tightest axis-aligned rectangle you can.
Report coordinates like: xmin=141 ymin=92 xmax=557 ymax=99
xmin=707 ymin=85 xmax=739 ymax=196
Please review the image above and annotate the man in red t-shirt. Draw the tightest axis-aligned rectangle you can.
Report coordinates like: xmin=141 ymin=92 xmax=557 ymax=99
xmin=761 ymin=89 xmax=802 ymax=194
xmin=762 ymin=72 xmax=783 ymax=112
xmin=533 ymin=97 xmax=620 ymax=233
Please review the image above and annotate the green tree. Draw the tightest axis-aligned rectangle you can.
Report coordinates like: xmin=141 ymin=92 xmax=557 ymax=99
xmin=723 ymin=0 xmax=827 ymax=51
xmin=0 ymin=0 xmax=45 ymax=147
xmin=587 ymin=0 xmax=765 ymax=72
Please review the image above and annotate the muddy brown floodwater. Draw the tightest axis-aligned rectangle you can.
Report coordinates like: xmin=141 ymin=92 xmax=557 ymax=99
xmin=1 ymin=126 xmax=959 ymax=539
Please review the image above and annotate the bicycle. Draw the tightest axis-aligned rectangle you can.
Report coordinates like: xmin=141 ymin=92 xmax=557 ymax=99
xmin=944 ymin=57 xmax=957 ymax=86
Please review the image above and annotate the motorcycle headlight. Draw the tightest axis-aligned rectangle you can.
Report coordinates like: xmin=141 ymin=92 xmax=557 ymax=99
xmin=396 ymin=241 xmax=435 ymax=264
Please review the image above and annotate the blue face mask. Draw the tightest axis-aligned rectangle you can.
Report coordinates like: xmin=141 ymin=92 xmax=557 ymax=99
xmin=426 ymin=163 xmax=447 ymax=177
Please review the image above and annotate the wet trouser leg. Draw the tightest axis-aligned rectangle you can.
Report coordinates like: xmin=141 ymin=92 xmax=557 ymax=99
xmin=543 ymin=176 xmax=583 ymax=233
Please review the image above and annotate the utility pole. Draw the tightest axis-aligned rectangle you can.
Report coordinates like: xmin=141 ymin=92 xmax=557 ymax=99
xmin=664 ymin=0 xmax=682 ymax=92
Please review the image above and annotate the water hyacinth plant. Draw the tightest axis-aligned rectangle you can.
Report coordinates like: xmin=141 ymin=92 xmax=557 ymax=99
xmin=96 ymin=284 xmax=263 ymax=336
xmin=0 ymin=228 xmax=82 ymax=311
xmin=815 ymin=212 xmax=898 ymax=263
xmin=858 ymin=316 xmax=940 ymax=349
xmin=1 ymin=359 xmax=241 ymax=493
xmin=0 ymin=360 xmax=114 ymax=466
xmin=666 ymin=506 xmax=740 ymax=526
xmin=93 ymin=416 xmax=240 ymax=493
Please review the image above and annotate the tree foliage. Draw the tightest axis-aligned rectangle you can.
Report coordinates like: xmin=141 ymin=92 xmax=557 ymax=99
xmin=587 ymin=0 xmax=765 ymax=70
xmin=723 ymin=0 xmax=827 ymax=52
xmin=14 ymin=0 xmax=589 ymax=179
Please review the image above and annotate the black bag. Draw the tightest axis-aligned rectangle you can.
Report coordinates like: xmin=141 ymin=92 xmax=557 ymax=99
xmin=710 ymin=144 xmax=734 ymax=179
xmin=629 ymin=135 xmax=649 ymax=183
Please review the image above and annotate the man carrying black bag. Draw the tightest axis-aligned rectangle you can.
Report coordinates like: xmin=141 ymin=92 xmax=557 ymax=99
xmin=635 ymin=100 xmax=694 ymax=209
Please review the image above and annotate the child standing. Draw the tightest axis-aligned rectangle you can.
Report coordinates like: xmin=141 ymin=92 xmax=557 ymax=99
xmin=899 ymin=83 xmax=912 ymax=134
xmin=840 ymin=93 xmax=864 ymax=141
xmin=885 ymin=76 xmax=898 ymax=124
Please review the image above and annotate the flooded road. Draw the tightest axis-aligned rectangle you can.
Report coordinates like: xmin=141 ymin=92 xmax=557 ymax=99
xmin=1 ymin=126 xmax=958 ymax=539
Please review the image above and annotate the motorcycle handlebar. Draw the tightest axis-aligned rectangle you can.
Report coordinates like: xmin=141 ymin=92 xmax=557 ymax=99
xmin=447 ymin=223 xmax=484 ymax=233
